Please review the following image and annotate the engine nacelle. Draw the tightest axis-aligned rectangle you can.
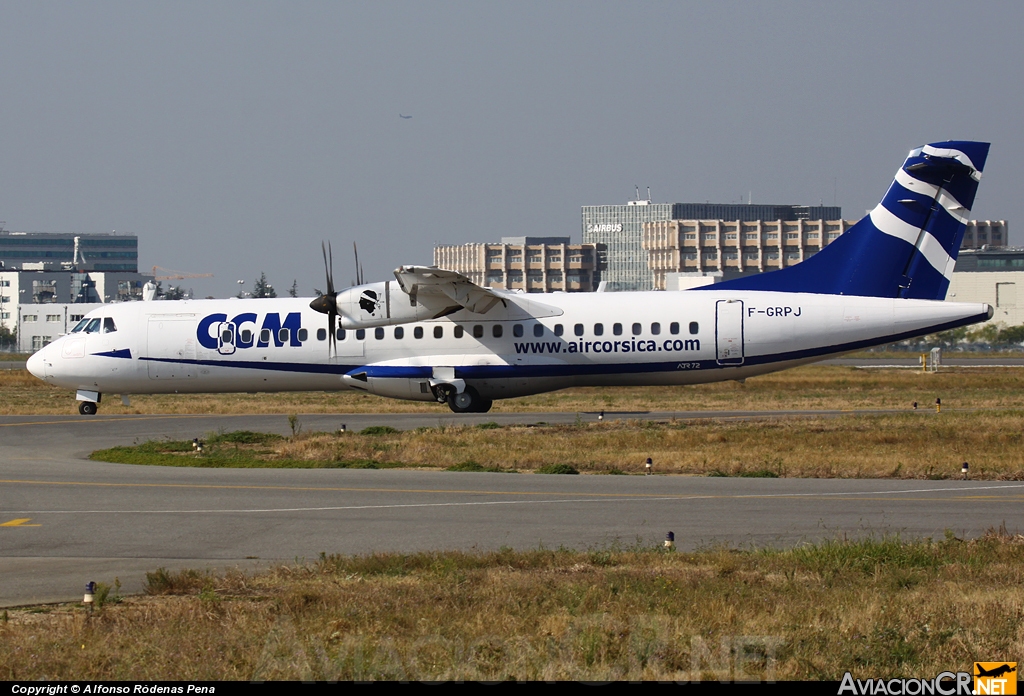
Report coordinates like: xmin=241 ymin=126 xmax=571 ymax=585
xmin=335 ymin=281 xmax=448 ymax=329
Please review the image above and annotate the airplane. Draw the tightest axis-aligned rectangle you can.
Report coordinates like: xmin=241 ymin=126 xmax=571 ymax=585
xmin=27 ymin=140 xmax=994 ymax=416
xmin=975 ymin=664 xmax=1016 ymax=679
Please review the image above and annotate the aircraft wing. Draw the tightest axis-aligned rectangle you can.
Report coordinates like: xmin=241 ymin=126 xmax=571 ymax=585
xmin=393 ymin=265 xmax=506 ymax=315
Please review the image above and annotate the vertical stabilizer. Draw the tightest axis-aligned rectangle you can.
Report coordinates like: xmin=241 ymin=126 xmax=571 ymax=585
xmin=704 ymin=141 xmax=990 ymax=299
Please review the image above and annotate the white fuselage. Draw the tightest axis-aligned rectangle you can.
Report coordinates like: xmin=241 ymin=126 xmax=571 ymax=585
xmin=28 ymin=289 xmax=990 ymax=404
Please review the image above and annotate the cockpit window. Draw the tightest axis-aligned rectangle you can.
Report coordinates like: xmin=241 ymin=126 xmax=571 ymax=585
xmin=71 ymin=319 xmax=89 ymax=333
xmin=103 ymin=318 xmax=117 ymax=334
xmin=84 ymin=318 xmax=102 ymax=333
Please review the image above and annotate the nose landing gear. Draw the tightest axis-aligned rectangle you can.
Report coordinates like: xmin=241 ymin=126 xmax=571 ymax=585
xmin=76 ymin=390 xmax=101 ymax=415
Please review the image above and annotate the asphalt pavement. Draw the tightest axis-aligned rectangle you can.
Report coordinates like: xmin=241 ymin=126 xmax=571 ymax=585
xmin=2 ymin=410 xmax=1022 ymax=607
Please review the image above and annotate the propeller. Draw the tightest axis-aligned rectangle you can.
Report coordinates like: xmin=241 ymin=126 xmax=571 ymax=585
xmin=309 ymin=241 xmax=338 ymax=357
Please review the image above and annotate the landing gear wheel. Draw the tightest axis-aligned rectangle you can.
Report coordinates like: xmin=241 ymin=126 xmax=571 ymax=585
xmin=79 ymin=401 xmax=98 ymax=416
xmin=447 ymin=387 xmax=491 ymax=414
xmin=447 ymin=388 xmax=477 ymax=413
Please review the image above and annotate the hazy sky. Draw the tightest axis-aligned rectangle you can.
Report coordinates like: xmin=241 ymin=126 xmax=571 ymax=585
xmin=0 ymin=1 xmax=1020 ymax=298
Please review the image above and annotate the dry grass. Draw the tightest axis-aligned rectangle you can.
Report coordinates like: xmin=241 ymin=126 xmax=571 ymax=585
xmin=6 ymin=364 xmax=1024 ymax=415
xmin=3 ymin=534 xmax=1024 ymax=680
xmin=93 ymin=410 xmax=1024 ymax=479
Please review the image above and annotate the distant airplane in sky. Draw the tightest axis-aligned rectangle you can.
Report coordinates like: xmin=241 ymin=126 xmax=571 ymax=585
xmin=399 ymin=114 xmax=412 ymax=119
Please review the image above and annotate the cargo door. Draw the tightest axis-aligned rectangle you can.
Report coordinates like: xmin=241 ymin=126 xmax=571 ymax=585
xmin=147 ymin=316 xmax=198 ymax=379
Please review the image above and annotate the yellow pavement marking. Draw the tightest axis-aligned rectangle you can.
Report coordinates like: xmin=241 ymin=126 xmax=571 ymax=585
xmin=1 ymin=518 xmax=41 ymax=527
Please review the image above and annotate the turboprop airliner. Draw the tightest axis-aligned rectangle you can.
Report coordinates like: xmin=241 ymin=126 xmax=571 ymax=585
xmin=27 ymin=140 xmax=994 ymax=415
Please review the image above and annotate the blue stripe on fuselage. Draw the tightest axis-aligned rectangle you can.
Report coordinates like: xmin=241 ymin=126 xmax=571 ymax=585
xmin=137 ymin=308 xmax=989 ymax=381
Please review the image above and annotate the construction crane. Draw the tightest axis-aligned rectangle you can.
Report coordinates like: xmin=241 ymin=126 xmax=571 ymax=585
xmin=151 ymin=266 xmax=214 ymax=281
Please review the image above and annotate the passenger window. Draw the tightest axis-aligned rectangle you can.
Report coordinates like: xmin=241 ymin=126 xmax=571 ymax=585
xmin=473 ymin=325 xmax=484 ymax=339
xmin=492 ymin=325 xmax=503 ymax=338
xmin=434 ymin=326 xmax=443 ymax=339
xmin=84 ymin=318 xmax=101 ymax=333
xmin=632 ymin=323 xmax=642 ymax=336
xmin=297 ymin=328 xmax=308 ymax=342
xmin=375 ymin=327 xmax=385 ymax=340
xmin=414 ymin=326 xmax=424 ymax=339
xmin=337 ymin=328 xmax=347 ymax=341
xmin=260 ymin=328 xmax=271 ymax=344
xmin=689 ymin=322 xmax=699 ymax=335
xmin=317 ymin=328 xmax=327 ymax=341
xmin=670 ymin=322 xmax=679 ymax=335
xmin=554 ymin=324 xmax=564 ymax=337
xmin=651 ymin=322 xmax=661 ymax=336
xmin=221 ymin=328 xmax=234 ymax=344
xmin=241 ymin=329 xmax=253 ymax=344
xmin=513 ymin=324 xmax=523 ymax=338
xmin=454 ymin=325 xmax=464 ymax=338
xmin=594 ymin=323 xmax=604 ymax=336
xmin=102 ymin=318 xmax=117 ymax=334
xmin=574 ymin=323 xmax=584 ymax=337
xmin=278 ymin=328 xmax=290 ymax=343
xmin=356 ymin=329 xmax=365 ymax=340
xmin=533 ymin=324 xmax=543 ymax=337
xmin=394 ymin=327 xmax=404 ymax=339
xmin=613 ymin=323 xmax=622 ymax=336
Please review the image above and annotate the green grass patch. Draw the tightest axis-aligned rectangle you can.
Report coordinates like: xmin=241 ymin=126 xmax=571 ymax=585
xmin=359 ymin=425 xmax=400 ymax=435
xmin=207 ymin=430 xmax=284 ymax=445
xmin=536 ymin=463 xmax=579 ymax=475
xmin=89 ymin=440 xmax=405 ymax=469
xmin=445 ymin=460 xmax=507 ymax=473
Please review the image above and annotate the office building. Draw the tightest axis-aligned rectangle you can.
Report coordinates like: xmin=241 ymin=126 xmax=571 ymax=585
xmin=0 ymin=230 xmax=153 ymax=336
xmin=582 ymin=197 xmax=842 ymax=291
xmin=643 ymin=218 xmax=855 ymax=290
xmin=433 ymin=237 xmax=605 ymax=292
xmin=0 ymin=231 xmax=139 ymax=272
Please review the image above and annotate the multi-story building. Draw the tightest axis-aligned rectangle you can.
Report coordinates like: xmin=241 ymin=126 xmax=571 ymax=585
xmin=0 ymin=270 xmax=152 ymax=332
xmin=946 ymin=247 xmax=1024 ymax=327
xmin=0 ymin=231 xmax=153 ymax=335
xmin=643 ymin=218 xmax=855 ymax=290
xmin=433 ymin=237 xmax=605 ymax=292
xmin=16 ymin=302 xmax=104 ymax=352
xmin=582 ymin=198 xmax=842 ymax=291
xmin=643 ymin=218 xmax=1010 ymax=291
xmin=960 ymin=220 xmax=1008 ymax=249
xmin=0 ymin=231 xmax=139 ymax=272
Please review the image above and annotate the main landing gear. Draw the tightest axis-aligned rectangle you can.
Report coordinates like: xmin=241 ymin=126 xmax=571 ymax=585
xmin=78 ymin=401 xmax=98 ymax=415
xmin=446 ymin=386 xmax=492 ymax=414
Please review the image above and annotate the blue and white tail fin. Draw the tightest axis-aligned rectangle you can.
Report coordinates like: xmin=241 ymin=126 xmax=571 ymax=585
xmin=705 ymin=141 xmax=990 ymax=300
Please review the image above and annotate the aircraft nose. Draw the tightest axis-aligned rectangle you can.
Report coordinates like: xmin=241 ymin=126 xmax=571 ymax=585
xmin=26 ymin=349 xmax=46 ymax=380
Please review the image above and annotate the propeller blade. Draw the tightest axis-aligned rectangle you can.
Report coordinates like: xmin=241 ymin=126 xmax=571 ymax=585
xmin=329 ymin=311 xmax=336 ymax=358
xmin=312 ymin=241 xmax=340 ymax=359
xmin=327 ymin=241 xmax=335 ymax=296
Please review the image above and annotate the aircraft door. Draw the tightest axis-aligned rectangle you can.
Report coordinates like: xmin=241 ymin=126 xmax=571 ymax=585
xmin=715 ymin=299 xmax=745 ymax=366
xmin=217 ymin=322 xmax=236 ymax=355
